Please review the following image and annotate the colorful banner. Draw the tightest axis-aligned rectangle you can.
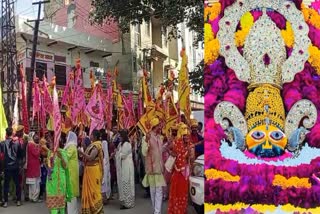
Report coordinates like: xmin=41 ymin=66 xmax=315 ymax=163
xmin=85 ymin=84 xmax=104 ymax=135
xmin=0 ymin=87 xmax=8 ymax=140
xmin=52 ymin=80 xmax=61 ymax=152
xmin=178 ymin=48 xmax=191 ymax=121
xmin=72 ymin=63 xmax=86 ymax=125
xmin=32 ymin=79 xmax=41 ymax=120
xmin=20 ymin=65 xmax=29 ymax=133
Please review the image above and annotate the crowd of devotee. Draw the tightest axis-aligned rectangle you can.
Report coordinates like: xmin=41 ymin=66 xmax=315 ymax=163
xmin=0 ymin=117 xmax=204 ymax=214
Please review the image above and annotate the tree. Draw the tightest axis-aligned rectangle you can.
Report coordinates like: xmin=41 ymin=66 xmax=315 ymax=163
xmin=189 ymin=59 xmax=204 ymax=96
xmin=90 ymin=0 xmax=204 ymax=43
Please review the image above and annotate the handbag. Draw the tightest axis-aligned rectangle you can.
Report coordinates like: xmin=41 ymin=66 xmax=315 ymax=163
xmin=164 ymin=155 xmax=176 ymax=173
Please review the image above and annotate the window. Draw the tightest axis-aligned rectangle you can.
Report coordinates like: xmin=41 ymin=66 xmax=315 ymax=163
xmin=55 ymin=65 xmax=67 ymax=86
xmin=36 ymin=62 xmax=47 ymax=81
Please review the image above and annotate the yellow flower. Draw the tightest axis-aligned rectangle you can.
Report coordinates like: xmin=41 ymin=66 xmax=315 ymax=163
xmin=240 ymin=12 xmax=254 ymax=29
xmin=204 ymin=23 xmax=214 ymax=43
xmin=205 ymin=168 xmax=240 ymax=182
xmin=205 ymin=203 xmax=247 ymax=213
xmin=204 ymin=38 xmax=220 ymax=64
xmin=308 ymin=45 xmax=320 ymax=75
xmin=301 ymin=4 xmax=320 ymax=29
xmin=204 ymin=3 xmax=221 ymax=21
xmin=281 ymin=22 xmax=294 ymax=48
xmin=272 ymin=174 xmax=311 ymax=189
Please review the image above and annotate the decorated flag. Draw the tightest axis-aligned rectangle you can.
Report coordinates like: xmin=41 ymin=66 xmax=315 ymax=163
xmin=42 ymin=77 xmax=53 ymax=114
xmin=142 ymin=71 xmax=154 ymax=108
xmin=12 ymin=94 xmax=19 ymax=129
xmin=72 ymin=61 xmax=86 ymax=125
xmin=178 ymin=48 xmax=191 ymax=122
xmin=61 ymin=73 xmax=74 ymax=107
xmin=163 ymin=94 xmax=179 ymax=137
xmin=105 ymin=71 xmax=113 ymax=130
xmin=137 ymin=106 xmax=155 ymax=135
xmin=85 ymin=84 xmax=104 ymax=135
xmin=0 ymin=87 xmax=8 ymax=140
xmin=117 ymin=86 xmax=124 ymax=130
xmin=20 ymin=65 xmax=29 ymax=133
xmin=122 ymin=92 xmax=136 ymax=129
xmin=52 ymin=77 xmax=62 ymax=152
xmin=32 ymin=79 xmax=41 ymax=120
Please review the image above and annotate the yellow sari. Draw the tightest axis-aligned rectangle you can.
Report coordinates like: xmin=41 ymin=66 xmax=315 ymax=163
xmin=81 ymin=141 xmax=104 ymax=214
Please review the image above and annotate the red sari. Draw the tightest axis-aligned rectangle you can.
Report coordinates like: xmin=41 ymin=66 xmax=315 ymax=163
xmin=167 ymin=139 xmax=189 ymax=214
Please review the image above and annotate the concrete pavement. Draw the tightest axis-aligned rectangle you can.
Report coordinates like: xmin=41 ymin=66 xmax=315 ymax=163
xmin=1 ymin=187 xmax=198 ymax=214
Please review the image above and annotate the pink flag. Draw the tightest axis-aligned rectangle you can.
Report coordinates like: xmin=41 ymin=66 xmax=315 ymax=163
xmin=32 ymin=79 xmax=41 ymax=120
xmin=53 ymin=82 xmax=62 ymax=152
xmin=42 ymin=77 xmax=53 ymax=114
xmin=61 ymin=73 xmax=74 ymax=107
xmin=71 ymin=67 xmax=86 ymax=124
xmin=85 ymin=84 xmax=104 ymax=135
xmin=104 ymin=72 xmax=113 ymax=130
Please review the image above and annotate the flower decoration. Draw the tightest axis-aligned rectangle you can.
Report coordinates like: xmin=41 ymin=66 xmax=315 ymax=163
xmin=204 ymin=2 xmax=221 ymax=21
xmin=302 ymin=4 xmax=320 ymax=29
xmin=308 ymin=45 xmax=320 ymax=75
xmin=205 ymin=168 xmax=240 ymax=182
xmin=281 ymin=22 xmax=295 ymax=48
xmin=272 ymin=174 xmax=312 ymax=189
xmin=234 ymin=12 xmax=254 ymax=47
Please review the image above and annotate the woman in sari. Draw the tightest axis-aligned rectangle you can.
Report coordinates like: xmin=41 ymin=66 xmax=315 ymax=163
xmin=41 ymin=137 xmax=72 ymax=214
xmin=100 ymin=130 xmax=111 ymax=205
xmin=115 ymin=130 xmax=135 ymax=209
xmin=78 ymin=129 xmax=104 ymax=214
xmin=167 ymin=123 xmax=190 ymax=214
xmin=64 ymin=131 xmax=79 ymax=214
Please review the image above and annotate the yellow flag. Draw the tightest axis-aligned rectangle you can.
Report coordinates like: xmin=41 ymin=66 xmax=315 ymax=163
xmin=142 ymin=72 xmax=155 ymax=108
xmin=0 ymin=87 xmax=8 ymax=140
xmin=178 ymin=48 xmax=191 ymax=121
xmin=163 ymin=95 xmax=179 ymax=137
xmin=137 ymin=107 xmax=155 ymax=135
xmin=117 ymin=91 xmax=124 ymax=130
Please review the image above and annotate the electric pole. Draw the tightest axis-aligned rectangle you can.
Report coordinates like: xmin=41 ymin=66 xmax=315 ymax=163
xmin=1 ymin=0 xmax=18 ymax=124
xmin=27 ymin=0 xmax=49 ymax=114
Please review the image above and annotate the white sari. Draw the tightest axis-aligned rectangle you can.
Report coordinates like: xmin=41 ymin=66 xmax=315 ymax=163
xmin=115 ymin=141 xmax=135 ymax=208
xmin=101 ymin=140 xmax=111 ymax=198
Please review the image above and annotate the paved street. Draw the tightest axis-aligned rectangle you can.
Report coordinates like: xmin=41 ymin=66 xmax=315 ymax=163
xmin=1 ymin=186 xmax=197 ymax=214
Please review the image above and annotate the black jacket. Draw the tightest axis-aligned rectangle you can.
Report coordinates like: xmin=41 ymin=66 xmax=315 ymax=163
xmin=0 ymin=138 xmax=22 ymax=170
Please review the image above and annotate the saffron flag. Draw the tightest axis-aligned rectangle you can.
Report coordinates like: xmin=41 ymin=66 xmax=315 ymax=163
xmin=137 ymin=106 xmax=155 ymax=136
xmin=142 ymin=71 xmax=155 ymax=108
xmin=178 ymin=48 xmax=191 ymax=122
xmin=117 ymin=87 xmax=124 ymax=130
xmin=0 ymin=87 xmax=8 ymax=140
xmin=32 ymin=79 xmax=41 ymax=120
xmin=52 ymin=78 xmax=62 ymax=152
xmin=42 ymin=77 xmax=53 ymax=114
xmin=61 ymin=73 xmax=74 ymax=107
xmin=85 ymin=84 xmax=104 ymax=135
xmin=20 ymin=65 xmax=29 ymax=133
xmin=72 ymin=62 xmax=86 ymax=125
xmin=163 ymin=94 xmax=179 ymax=137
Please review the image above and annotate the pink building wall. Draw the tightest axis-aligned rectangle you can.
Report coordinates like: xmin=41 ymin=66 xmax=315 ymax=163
xmin=52 ymin=0 xmax=120 ymax=42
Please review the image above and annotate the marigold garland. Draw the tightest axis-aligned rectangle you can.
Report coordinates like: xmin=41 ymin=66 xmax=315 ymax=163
xmin=204 ymin=2 xmax=221 ymax=22
xmin=205 ymin=203 xmax=320 ymax=213
xmin=308 ymin=45 xmax=320 ymax=75
xmin=301 ymin=4 xmax=320 ymax=29
xmin=205 ymin=168 xmax=240 ymax=182
xmin=281 ymin=22 xmax=294 ymax=48
xmin=235 ymin=12 xmax=254 ymax=47
xmin=272 ymin=174 xmax=311 ymax=189
xmin=204 ymin=23 xmax=220 ymax=64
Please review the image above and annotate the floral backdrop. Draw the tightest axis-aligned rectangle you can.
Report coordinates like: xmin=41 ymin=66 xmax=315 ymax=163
xmin=204 ymin=0 xmax=320 ymax=213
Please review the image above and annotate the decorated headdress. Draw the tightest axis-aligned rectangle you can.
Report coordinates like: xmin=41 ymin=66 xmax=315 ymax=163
xmin=214 ymin=0 xmax=317 ymax=157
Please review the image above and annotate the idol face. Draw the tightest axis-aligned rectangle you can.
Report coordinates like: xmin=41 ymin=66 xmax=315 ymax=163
xmin=246 ymin=125 xmax=287 ymax=158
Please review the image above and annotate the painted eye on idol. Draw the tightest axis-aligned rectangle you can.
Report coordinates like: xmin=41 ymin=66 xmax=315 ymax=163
xmin=270 ymin=131 xmax=284 ymax=140
xmin=251 ymin=130 xmax=265 ymax=140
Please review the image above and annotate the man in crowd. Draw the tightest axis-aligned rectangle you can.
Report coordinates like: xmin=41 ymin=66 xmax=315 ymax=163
xmin=190 ymin=119 xmax=204 ymax=160
xmin=142 ymin=117 xmax=166 ymax=214
xmin=1 ymin=127 xmax=23 ymax=207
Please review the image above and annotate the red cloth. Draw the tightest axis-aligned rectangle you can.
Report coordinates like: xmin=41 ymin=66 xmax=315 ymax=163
xmin=167 ymin=139 xmax=189 ymax=214
xmin=26 ymin=143 xmax=41 ymax=178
